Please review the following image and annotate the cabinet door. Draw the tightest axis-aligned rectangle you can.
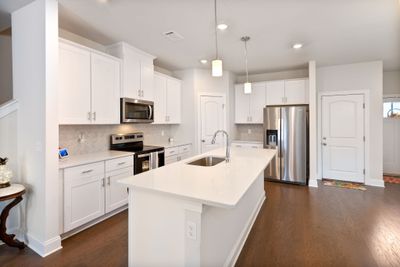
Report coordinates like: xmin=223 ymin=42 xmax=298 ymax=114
xmin=235 ymin=84 xmax=250 ymax=123
xmin=153 ymin=74 xmax=167 ymax=124
xmin=64 ymin=162 xmax=105 ymax=232
xmin=105 ymin=167 xmax=132 ymax=213
xmin=122 ymin=50 xmax=141 ymax=99
xmin=249 ymin=82 xmax=266 ymax=123
xmin=91 ymin=52 xmax=121 ymax=124
xmin=59 ymin=42 xmax=91 ymax=124
xmin=284 ymin=79 xmax=308 ymax=105
xmin=166 ymin=78 xmax=181 ymax=124
xmin=266 ymin=80 xmax=285 ymax=106
xmin=140 ymin=61 xmax=154 ymax=101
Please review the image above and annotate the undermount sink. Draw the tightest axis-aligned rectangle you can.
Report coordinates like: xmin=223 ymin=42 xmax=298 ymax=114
xmin=187 ymin=156 xmax=225 ymax=167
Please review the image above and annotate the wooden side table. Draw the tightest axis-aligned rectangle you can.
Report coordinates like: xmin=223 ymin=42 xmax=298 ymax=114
xmin=0 ymin=184 xmax=26 ymax=249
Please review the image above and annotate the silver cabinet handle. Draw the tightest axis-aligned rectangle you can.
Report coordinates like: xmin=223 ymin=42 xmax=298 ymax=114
xmin=88 ymin=112 xmax=92 ymax=121
xmin=118 ymin=162 xmax=126 ymax=166
xmin=201 ymin=139 xmax=205 ymax=143
xmin=102 ymin=178 xmax=105 ymax=187
xmin=142 ymin=90 xmax=144 ymax=97
xmin=93 ymin=112 xmax=96 ymax=121
xmin=107 ymin=176 xmax=111 ymax=185
xmin=138 ymin=89 xmax=141 ymax=97
xmin=322 ymin=143 xmax=327 ymax=146
xmin=82 ymin=169 xmax=93 ymax=174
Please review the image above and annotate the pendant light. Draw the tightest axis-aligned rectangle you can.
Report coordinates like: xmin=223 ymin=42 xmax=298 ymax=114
xmin=212 ymin=0 xmax=223 ymax=77
xmin=241 ymin=36 xmax=251 ymax=94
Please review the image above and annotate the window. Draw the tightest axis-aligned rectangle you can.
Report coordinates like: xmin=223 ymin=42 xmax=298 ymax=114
xmin=383 ymin=97 xmax=400 ymax=118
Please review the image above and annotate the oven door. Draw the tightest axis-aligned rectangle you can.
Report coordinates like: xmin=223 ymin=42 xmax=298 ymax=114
xmin=135 ymin=153 xmax=151 ymax=175
xmin=121 ymin=98 xmax=154 ymax=123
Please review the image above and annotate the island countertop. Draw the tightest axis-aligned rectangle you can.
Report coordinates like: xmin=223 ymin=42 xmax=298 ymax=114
xmin=119 ymin=147 xmax=276 ymax=208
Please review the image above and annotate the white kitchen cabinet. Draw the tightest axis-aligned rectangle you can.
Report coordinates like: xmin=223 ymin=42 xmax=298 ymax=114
xmin=59 ymin=41 xmax=91 ymax=124
xmin=153 ymin=72 xmax=181 ymax=124
xmin=107 ymin=42 xmax=156 ymax=101
xmin=62 ymin=155 xmax=133 ymax=233
xmin=235 ymin=82 xmax=266 ymax=124
xmin=64 ymin=162 xmax=105 ymax=232
xmin=105 ymin=167 xmax=132 ymax=213
xmin=266 ymin=78 xmax=309 ymax=105
xmin=59 ymin=39 xmax=121 ymax=125
xmin=165 ymin=144 xmax=192 ymax=164
xmin=91 ymin=52 xmax=121 ymax=124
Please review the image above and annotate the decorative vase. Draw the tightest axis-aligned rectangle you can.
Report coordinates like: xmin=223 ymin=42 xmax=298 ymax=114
xmin=0 ymin=157 xmax=12 ymax=188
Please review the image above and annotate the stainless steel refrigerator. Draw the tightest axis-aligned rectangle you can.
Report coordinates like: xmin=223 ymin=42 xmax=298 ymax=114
xmin=263 ymin=105 xmax=309 ymax=185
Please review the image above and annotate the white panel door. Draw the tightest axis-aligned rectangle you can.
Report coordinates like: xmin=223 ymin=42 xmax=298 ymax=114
xmin=383 ymin=118 xmax=400 ymax=174
xmin=322 ymin=94 xmax=365 ymax=182
xmin=105 ymin=167 xmax=132 ymax=213
xmin=166 ymin=78 xmax=181 ymax=124
xmin=91 ymin=52 xmax=121 ymax=124
xmin=285 ymin=79 xmax=308 ymax=105
xmin=153 ymin=73 xmax=167 ymax=123
xmin=266 ymin=80 xmax=285 ymax=105
xmin=249 ymin=82 xmax=266 ymax=123
xmin=59 ymin=42 xmax=91 ymax=124
xmin=235 ymin=84 xmax=250 ymax=123
xmin=140 ymin=61 xmax=154 ymax=101
xmin=200 ymin=95 xmax=225 ymax=153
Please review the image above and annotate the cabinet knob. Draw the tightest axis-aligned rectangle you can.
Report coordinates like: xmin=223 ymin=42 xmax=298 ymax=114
xmin=201 ymin=139 xmax=205 ymax=143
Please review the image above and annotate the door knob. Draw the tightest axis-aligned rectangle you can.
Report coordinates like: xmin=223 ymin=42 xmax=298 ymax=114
xmin=201 ymin=139 xmax=205 ymax=143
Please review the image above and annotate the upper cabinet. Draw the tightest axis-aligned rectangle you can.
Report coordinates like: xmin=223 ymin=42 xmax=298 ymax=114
xmin=266 ymin=78 xmax=309 ymax=105
xmin=59 ymin=39 xmax=121 ymax=125
xmin=235 ymin=82 xmax=266 ymax=124
xmin=106 ymin=42 xmax=156 ymax=101
xmin=153 ymin=72 xmax=181 ymax=124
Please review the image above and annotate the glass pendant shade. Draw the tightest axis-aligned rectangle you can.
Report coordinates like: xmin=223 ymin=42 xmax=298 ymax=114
xmin=244 ymin=82 xmax=252 ymax=94
xmin=212 ymin=59 xmax=223 ymax=77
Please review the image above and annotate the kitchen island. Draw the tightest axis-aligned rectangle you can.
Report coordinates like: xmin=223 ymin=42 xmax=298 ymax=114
xmin=119 ymin=147 xmax=276 ymax=267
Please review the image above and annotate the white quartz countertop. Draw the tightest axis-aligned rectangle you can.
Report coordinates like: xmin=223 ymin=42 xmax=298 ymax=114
xmin=148 ymin=141 xmax=192 ymax=149
xmin=119 ymin=147 xmax=276 ymax=208
xmin=59 ymin=151 xmax=134 ymax=169
xmin=232 ymin=140 xmax=263 ymax=144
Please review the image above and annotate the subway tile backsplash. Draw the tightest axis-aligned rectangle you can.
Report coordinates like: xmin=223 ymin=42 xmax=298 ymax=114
xmin=235 ymin=125 xmax=263 ymax=142
xmin=59 ymin=124 xmax=173 ymax=155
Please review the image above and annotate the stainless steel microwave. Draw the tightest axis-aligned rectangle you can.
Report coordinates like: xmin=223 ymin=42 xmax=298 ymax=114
xmin=121 ymin=98 xmax=154 ymax=123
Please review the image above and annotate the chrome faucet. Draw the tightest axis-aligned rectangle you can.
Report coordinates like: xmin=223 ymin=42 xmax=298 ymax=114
xmin=211 ymin=130 xmax=230 ymax=162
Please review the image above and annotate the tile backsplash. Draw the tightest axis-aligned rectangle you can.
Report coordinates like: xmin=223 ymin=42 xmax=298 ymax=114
xmin=59 ymin=124 xmax=173 ymax=155
xmin=235 ymin=125 xmax=264 ymax=142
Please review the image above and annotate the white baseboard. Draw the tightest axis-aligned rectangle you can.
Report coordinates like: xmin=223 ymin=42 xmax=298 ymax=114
xmin=308 ymin=179 xmax=319 ymax=188
xmin=365 ymin=178 xmax=385 ymax=188
xmin=225 ymin=192 xmax=266 ymax=267
xmin=26 ymin=233 xmax=62 ymax=257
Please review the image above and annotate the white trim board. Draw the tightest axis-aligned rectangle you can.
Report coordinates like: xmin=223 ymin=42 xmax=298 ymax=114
xmin=0 ymin=99 xmax=18 ymax=119
xmin=26 ymin=234 xmax=62 ymax=257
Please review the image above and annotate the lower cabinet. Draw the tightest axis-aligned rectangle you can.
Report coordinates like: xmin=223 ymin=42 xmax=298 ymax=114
xmin=165 ymin=144 xmax=192 ymax=165
xmin=62 ymin=155 xmax=133 ymax=233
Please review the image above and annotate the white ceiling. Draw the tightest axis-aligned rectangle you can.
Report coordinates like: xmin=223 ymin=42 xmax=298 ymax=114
xmin=3 ymin=0 xmax=400 ymax=74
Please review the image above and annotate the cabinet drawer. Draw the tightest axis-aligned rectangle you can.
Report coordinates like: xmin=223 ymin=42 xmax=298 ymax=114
xmin=64 ymin=161 xmax=104 ymax=180
xmin=165 ymin=155 xmax=178 ymax=165
xmin=165 ymin=147 xmax=179 ymax=157
xmin=106 ymin=156 xmax=133 ymax=172
xmin=179 ymin=145 xmax=191 ymax=154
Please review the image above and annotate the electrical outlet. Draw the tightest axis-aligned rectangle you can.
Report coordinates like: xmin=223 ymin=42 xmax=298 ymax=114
xmin=78 ymin=133 xmax=85 ymax=143
xmin=248 ymin=128 xmax=252 ymax=134
xmin=161 ymin=130 xmax=165 ymax=136
xmin=186 ymin=221 xmax=197 ymax=240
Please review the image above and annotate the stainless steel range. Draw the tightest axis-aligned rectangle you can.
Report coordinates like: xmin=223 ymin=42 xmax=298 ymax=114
xmin=110 ymin=133 xmax=165 ymax=175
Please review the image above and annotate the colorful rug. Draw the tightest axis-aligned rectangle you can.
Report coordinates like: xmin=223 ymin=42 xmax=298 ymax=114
xmin=383 ymin=175 xmax=400 ymax=184
xmin=322 ymin=179 xmax=367 ymax=191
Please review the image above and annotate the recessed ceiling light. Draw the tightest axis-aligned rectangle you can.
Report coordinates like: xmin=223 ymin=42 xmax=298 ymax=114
xmin=200 ymin=59 xmax=208 ymax=64
xmin=217 ymin=23 xmax=228 ymax=31
xmin=292 ymin=43 xmax=303 ymax=49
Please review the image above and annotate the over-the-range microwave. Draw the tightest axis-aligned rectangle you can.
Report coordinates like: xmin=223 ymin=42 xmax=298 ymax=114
xmin=120 ymin=98 xmax=154 ymax=123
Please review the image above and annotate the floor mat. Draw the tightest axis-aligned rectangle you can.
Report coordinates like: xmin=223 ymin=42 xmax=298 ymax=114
xmin=322 ymin=179 xmax=366 ymax=191
xmin=383 ymin=175 xmax=400 ymax=184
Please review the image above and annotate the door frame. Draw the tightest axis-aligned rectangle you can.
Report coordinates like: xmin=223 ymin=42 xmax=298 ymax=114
xmin=197 ymin=92 xmax=227 ymax=154
xmin=317 ymin=90 xmax=370 ymax=183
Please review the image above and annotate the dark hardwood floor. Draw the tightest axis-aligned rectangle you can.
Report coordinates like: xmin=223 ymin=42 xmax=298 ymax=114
xmin=1 ymin=181 xmax=399 ymax=267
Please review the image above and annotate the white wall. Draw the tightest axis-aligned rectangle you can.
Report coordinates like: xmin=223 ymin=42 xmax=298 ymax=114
xmin=383 ymin=70 xmax=400 ymax=95
xmin=236 ymin=68 xmax=308 ymax=83
xmin=317 ymin=61 xmax=384 ymax=186
xmin=173 ymin=69 xmax=236 ymax=154
xmin=12 ymin=0 xmax=61 ymax=256
xmin=0 ymin=34 xmax=12 ymax=104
